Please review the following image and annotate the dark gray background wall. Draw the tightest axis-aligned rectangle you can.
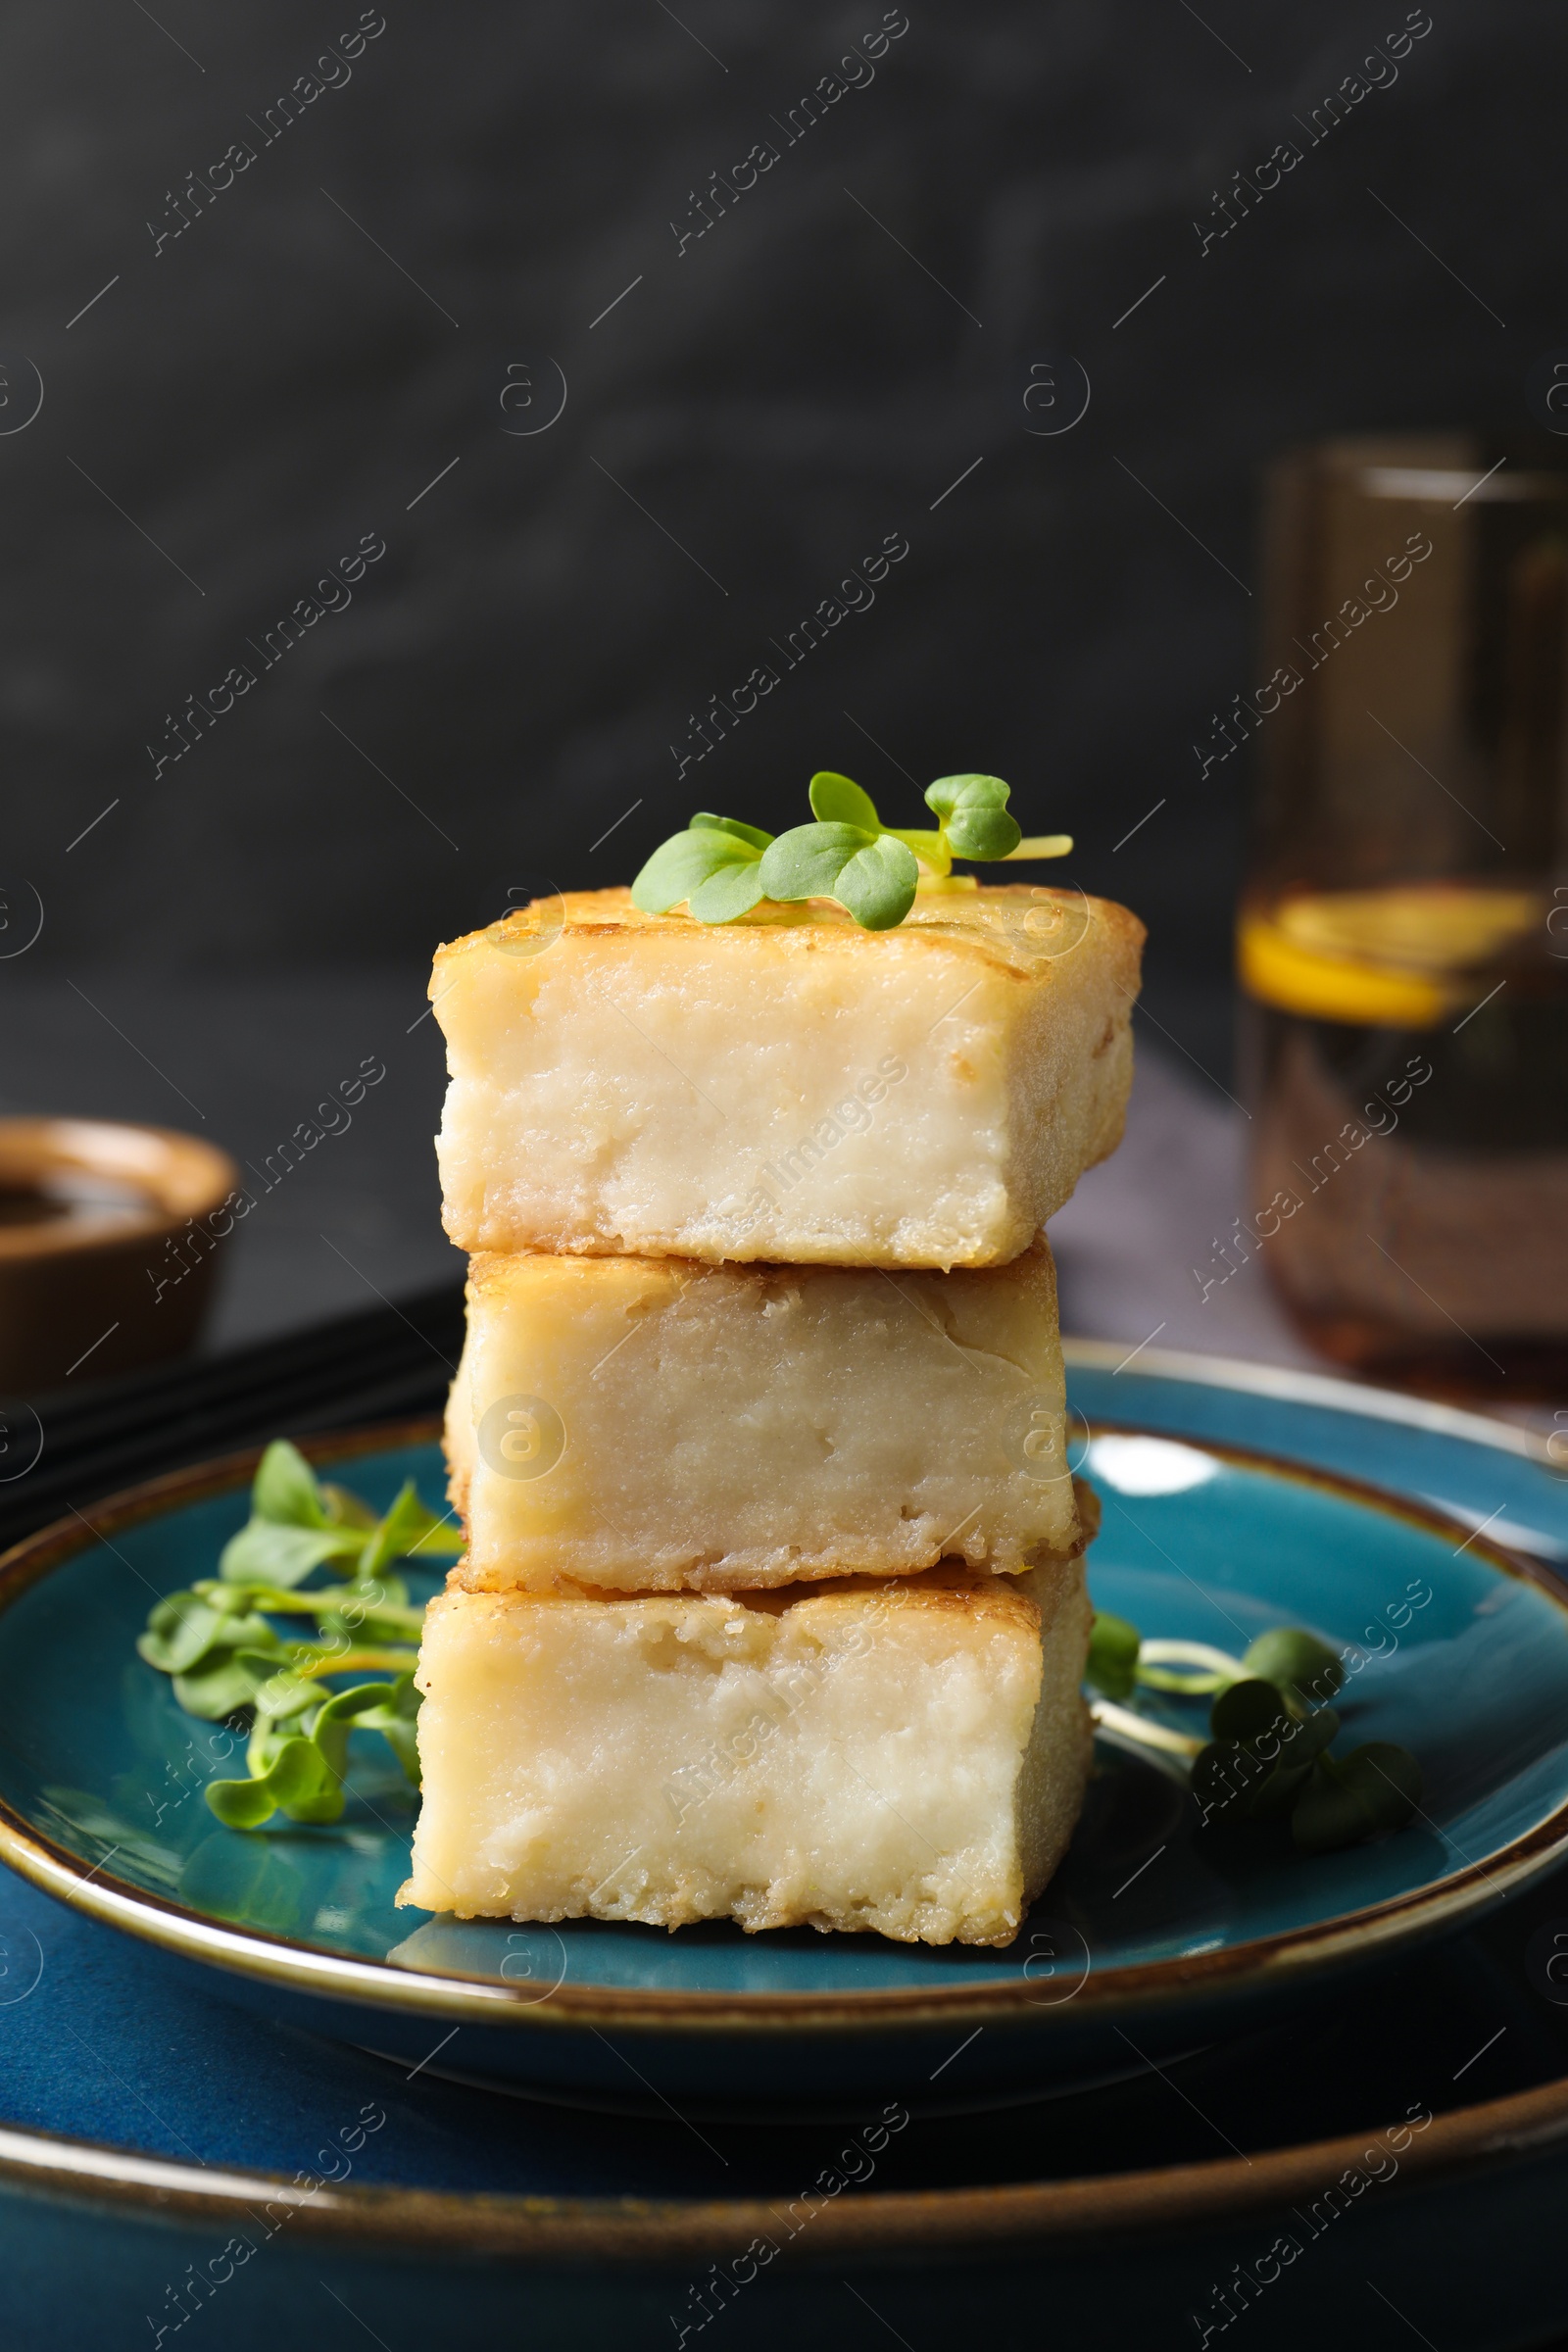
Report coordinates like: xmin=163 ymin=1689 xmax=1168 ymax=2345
xmin=1 ymin=0 xmax=1561 ymax=1342
xmin=8 ymin=1 xmax=1561 ymax=990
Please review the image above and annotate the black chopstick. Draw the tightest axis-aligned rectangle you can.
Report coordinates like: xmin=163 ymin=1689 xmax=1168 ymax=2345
xmin=22 ymin=1284 xmax=461 ymax=1455
xmin=0 ymin=1281 xmax=465 ymax=1553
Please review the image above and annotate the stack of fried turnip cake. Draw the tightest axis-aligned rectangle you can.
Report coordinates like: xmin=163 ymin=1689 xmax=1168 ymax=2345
xmin=401 ymin=883 xmax=1143 ymax=1947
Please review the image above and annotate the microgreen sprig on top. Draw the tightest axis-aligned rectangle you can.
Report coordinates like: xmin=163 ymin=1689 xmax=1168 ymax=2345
xmin=632 ymin=769 xmax=1072 ymax=932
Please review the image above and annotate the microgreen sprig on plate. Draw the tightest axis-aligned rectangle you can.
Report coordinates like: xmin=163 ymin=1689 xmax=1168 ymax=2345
xmin=1086 ymin=1614 xmax=1423 ymax=1854
xmin=632 ymin=770 xmax=1072 ymax=932
xmin=136 ymin=1441 xmax=458 ymax=1830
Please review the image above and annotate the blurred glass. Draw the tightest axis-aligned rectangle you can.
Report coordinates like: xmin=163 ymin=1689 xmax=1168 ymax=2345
xmin=1239 ymin=433 xmax=1568 ymax=1397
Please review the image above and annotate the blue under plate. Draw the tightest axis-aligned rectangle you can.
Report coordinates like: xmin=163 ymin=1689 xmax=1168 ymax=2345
xmin=1 ymin=1350 xmax=1566 ymax=2109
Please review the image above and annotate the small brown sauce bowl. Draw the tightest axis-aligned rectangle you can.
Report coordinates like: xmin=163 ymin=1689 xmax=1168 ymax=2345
xmin=0 ymin=1119 xmax=240 ymax=1392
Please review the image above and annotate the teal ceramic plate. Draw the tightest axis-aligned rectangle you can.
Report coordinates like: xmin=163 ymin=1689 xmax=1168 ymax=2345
xmin=1 ymin=1353 xmax=1566 ymax=2112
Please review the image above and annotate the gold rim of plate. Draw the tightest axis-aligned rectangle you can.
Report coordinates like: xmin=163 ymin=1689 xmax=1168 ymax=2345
xmin=4 ymin=2077 xmax=1568 ymax=2260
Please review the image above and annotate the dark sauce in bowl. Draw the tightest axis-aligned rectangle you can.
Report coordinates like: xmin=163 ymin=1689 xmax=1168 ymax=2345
xmin=0 ymin=1176 xmax=150 ymax=1231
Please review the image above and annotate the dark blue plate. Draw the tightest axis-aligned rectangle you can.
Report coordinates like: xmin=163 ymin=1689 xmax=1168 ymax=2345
xmin=1 ymin=1351 xmax=1565 ymax=2110
xmin=6 ymin=1849 xmax=1568 ymax=2352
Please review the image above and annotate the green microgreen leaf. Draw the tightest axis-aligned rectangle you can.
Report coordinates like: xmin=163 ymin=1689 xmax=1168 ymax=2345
xmin=312 ymin=1680 xmax=417 ymax=1788
xmin=1244 ymin=1758 xmax=1316 ymax=1822
xmin=172 ymin=1642 xmax=286 ymax=1721
xmin=759 ymin=824 xmax=920 ymax=930
xmin=318 ymin=1482 xmax=380 ymax=1531
xmin=759 ymin=820 xmax=872 ymax=900
xmin=1190 ymin=1739 xmax=1271 ymax=1820
xmin=1283 ymin=1704 xmax=1341 ymax=1765
xmin=249 ymin=1660 xmax=324 ymax=1720
xmin=136 ymin=1593 xmax=230 ymax=1676
xmin=1193 ymin=1702 xmax=1343 ymax=1826
xmin=1292 ymin=1743 xmax=1422 ymax=1854
xmin=688 ymin=858 xmax=770 ymax=923
xmin=338 ymin=1673 xmax=423 ymax=1785
xmin=1242 ymin=1626 xmax=1344 ymax=1708
xmin=808 ymin=770 xmax=882 ymax=830
xmin=631 ymin=817 xmax=772 ymax=919
xmin=252 ymin=1440 xmax=331 ymax=1529
xmin=1209 ymin=1677 xmax=1293 ymax=1746
xmin=923 ymin=773 xmax=1023 ymax=860
xmin=1084 ymin=1611 xmax=1141 ymax=1701
xmin=219 ymin=1521 xmax=367 ymax=1588
xmin=207 ymin=1736 xmax=332 ymax=1828
xmin=359 ymin=1481 xmax=463 ymax=1578
xmin=833 ymin=834 xmax=922 ymax=929
xmin=690 ymin=811 xmax=773 ymax=850
xmin=923 ymin=772 xmax=1002 ymax=821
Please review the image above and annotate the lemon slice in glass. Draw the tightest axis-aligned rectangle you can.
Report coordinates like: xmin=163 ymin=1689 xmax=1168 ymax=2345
xmin=1239 ymin=884 xmax=1542 ymax=1026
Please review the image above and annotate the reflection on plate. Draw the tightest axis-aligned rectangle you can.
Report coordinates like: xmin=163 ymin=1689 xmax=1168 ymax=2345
xmin=1 ymin=1360 xmax=1566 ymax=2110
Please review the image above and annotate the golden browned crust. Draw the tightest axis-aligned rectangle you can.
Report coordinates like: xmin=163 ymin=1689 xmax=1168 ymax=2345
xmin=442 ymin=1479 xmax=1098 ymax=1606
xmin=431 ymin=883 xmax=1146 ymax=992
